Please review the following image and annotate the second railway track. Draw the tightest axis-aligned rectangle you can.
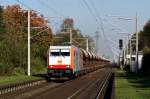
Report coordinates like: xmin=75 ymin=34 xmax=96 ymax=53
xmin=67 ymin=67 xmax=112 ymax=99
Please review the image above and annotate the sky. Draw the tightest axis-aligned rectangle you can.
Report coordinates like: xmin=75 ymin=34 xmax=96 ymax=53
xmin=1 ymin=0 xmax=150 ymax=61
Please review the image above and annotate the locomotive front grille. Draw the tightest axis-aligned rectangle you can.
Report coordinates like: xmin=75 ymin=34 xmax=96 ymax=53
xmin=48 ymin=69 xmax=72 ymax=77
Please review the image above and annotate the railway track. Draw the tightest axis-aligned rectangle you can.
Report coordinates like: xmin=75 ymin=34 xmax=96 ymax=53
xmin=0 ymin=78 xmax=46 ymax=95
xmin=0 ymin=64 xmax=106 ymax=96
xmin=67 ymin=68 xmax=112 ymax=99
xmin=0 ymin=66 xmax=113 ymax=99
xmin=0 ymin=80 xmax=64 ymax=99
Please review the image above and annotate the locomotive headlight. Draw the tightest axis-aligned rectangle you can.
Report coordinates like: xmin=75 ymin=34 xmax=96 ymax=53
xmin=48 ymin=65 xmax=53 ymax=68
xmin=66 ymin=65 xmax=70 ymax=68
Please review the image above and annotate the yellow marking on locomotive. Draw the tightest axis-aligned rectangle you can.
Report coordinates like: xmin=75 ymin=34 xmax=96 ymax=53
xmin=57 ymin=60 xmax=62 ymax=63
xmin=57 ymin=57 xmax=62 ymax=64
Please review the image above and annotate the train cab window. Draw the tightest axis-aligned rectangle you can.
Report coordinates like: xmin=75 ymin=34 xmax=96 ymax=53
xmin=61 ymin=52 xmax=70 ymax=56
xmin=61 ymin=49 xmax=70 ymax=56
xmin=51 ymin=52 xmax=60 ymax=56
xmin=50 ymin=49 xmax=60 ymax=56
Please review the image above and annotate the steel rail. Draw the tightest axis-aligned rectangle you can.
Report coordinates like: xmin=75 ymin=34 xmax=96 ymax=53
xmin=95 ymin=70 xmax=112 ymax=99
xmin=67 ymin=68 xmax=111 ymax=99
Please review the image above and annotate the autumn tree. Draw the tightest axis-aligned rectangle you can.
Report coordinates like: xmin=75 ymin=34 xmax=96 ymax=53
xmin=30 ymin=11 xmax=52 ymax=47
xmin=0 ymin=6 xmax=5 ymax=41
xmin=0 ymin=5 xmax=53 ymax=75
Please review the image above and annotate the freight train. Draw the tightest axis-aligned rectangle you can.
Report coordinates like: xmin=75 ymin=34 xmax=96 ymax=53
xmin=47 ymin=45 xmax=109 ymax=79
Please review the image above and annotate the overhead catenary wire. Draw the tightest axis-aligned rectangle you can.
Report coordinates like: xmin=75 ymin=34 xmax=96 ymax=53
xmin=81 ymin=0 xmax=104 ymax=37
xmin=38 ymin=0 xmax=66 ymax=18
xmin=87 ymin=0 xmax=105 ymax=35
xmin=15 ymin=0 xmax=55 ymax=37
xmin=82 ymin=0 xmax=114 ymax=58
xmin=30 ymin=26 xmax=50 ymax=39
xmin=107 ymin=38 xmax=118 ymax=47
xmin=82 ymin=0 xmax=100 ymax=30
xmin=15 ymin=0 xmax=62 ymax=21
xmin=87 ymin=0 xmax=113 ymax=52
xmin=15 ymin=0 xmax=32 ymax=10
xmin=103 ymin=18 xmax=131 ymax=34
xmin=103 ymin=15 xmax=134 ymax=49
xmin=87 ymin=1 xmax=122 ymax=55
xmin=83 ymin=0 xmax=132 ymax=59
xmin=16 ymin=0 xmax=66 ymax=26
xmin=37 ymin=0 xmax=67 ymax=31
xmin=81 ymin=0 xmax=104 ymax=50
xmin=15 ymin=0 xmax=42 ymax=15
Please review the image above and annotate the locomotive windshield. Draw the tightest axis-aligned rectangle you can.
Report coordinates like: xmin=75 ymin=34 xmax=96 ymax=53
xmin=50 ymin=52 xmax=60 ymax=56
xmin=61 ymin=49 xmax=70 ymax=56
xmin=50 ymin=49 xmax=60 ymax=56
xmin=50 ymin=49 xmax=70 ymax=56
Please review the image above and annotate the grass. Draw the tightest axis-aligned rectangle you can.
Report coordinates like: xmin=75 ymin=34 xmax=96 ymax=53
xmin=0 ymin=61 xmax=46 ymax=87
xmin=0 ymin=75 xmax=42 ymax=87
xmin=115 ymin=69 xmax=150 ymax=99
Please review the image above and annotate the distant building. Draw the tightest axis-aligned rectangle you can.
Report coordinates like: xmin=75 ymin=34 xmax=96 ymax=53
xmin=125 ymin=52 xmax=143 ymax=73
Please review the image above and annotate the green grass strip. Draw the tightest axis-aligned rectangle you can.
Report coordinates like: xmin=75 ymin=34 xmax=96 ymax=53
xmin=0 ymin=75 xmax=42 ymax=87
xmin=115 ymin=69 xmax=150 ymax=99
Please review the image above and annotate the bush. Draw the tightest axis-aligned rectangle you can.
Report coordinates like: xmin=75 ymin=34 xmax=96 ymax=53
xmin=31 ymin=56 xmax=46 ymax=74
xmin=123 ymin=64 xmax=130 ymax=72
xmin=0 ymin=63 xmax=12 ymax=76
xmin=13 ymin=67 xmax=25 ymax=75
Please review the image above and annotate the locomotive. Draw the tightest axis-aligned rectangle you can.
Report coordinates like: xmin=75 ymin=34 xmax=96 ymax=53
xmin=47 ymin=45 xmax=109 ymax=79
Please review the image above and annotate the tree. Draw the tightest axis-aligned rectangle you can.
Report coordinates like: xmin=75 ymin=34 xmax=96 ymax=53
xmin=0 ymin=4 xmax=53 ymax=75
xmin=143 ymin=20 xmax=150 ymax=48
xmin=139 ymin=20 xmax=150 ymax=50
xmin=0 ymin=6 xmax=3 ymax=26
xmin=53 ymin=18 xmax=94 ymax=51
xmin=60 ymin=18 xmax=74 ymax=32
xmin=138 ymin=19 xmax=150 ymax=74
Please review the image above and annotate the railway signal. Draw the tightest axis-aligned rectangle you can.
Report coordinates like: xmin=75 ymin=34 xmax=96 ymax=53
xmin=119 ymin=39 xmax=123 ymax=50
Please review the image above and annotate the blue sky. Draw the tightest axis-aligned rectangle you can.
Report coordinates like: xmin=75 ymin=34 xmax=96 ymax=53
xmin=1 ymin=0 xmax=150 ymax=60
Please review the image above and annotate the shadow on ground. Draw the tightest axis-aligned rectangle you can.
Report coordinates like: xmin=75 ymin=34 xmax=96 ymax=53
xmin=125 ymin=73 xmax=150 ymax=88
xmin=32 ymin=74 xmax=68 ymax=83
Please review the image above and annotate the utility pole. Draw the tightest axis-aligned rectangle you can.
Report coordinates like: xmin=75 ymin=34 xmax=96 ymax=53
xmin=95 ymin=31 xmax=99 ymax=54
xmin=125 ymin=34 xmax=130 ymax=65
xmin=123 ymin=47 xmax=126 ymax=65
xmin=126 ymin=34 xmax=130 ymax=65
xmin=126 ymin=40 xmax=128 ymax=63
xmin=86 ymin=38 xmax=89 ymax=52
xmin=69 ymin=28 xmax=72 ymax=45
xmin=130 ymin=39 xmax=132 ymax=71
xmin=135 ymin=14 xmax=138 ymax=74
xmin=73 ymin=37 xmax=89 ymax=51
xmin=28 ymin=10 xmax=30 ymax=76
